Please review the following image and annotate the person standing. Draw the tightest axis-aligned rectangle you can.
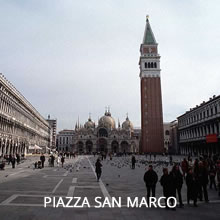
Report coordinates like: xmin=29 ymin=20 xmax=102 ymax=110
xmin=50 ymin=154 xmax=55 ymax=167
xmin=11 ymin=155 xmax=16 ymax=169
xmin=8 ymin=154 xmax=12 ymax=165
xmin=131 ymin=155 xmax=136 ymax=169
xmin=143 ymin=165 xmax=158 ymax=204
xmin=61 ymin=156 xmax=65 ymax=168
xmin=57 ymin=155 xmax=61 ymax=167
xmin=197 ymin=161 xmax=209 ymax=202
xmin=209 ymin=163 xmax=217 ymax=190
xmin=217 ymin=161 xmax=220 ymax=196
xmin=186 ymin=168 xmax=198 ymax=207
xmin=170 ymin=164 xmax=184 ymax=207
xmin=160 ymin=168 xmax=175 ymax=209
xmin=16 ymin=154 xmax=20 ymax=165
xmin=181 ymin=158 xmax=188 ymax=179
xmin=95 ymin=159 xmax=102 ymax=182
xmin=40 ymin=154 xmax=45 ymax=168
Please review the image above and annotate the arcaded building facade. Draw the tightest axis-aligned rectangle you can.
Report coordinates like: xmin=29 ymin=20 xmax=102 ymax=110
xmin=139 ymin=17 xmax=164 ymax=153
xmin=57 ymin=110 xmax=140 ymax=154
xmin=178 ymin=95 xmax=220 ymax=155
xmin=0 ymin=73 xmax=51 ymax=156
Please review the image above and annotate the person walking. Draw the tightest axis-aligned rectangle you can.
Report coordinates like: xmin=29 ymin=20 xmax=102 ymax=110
xmin=95 ymin=159 xmax=102 ymax=182
xmin=40 ymin=154 xmax=45 ymax=168
xmin=143 ymin=165 xmax=158 ymax=204
xmin=61 ymin=156 xmax=65 ymax=168
xmin=131 ymin=155 xmax=136 ymax=169
xmin=170 ymin=164 xmax=184 ymax=207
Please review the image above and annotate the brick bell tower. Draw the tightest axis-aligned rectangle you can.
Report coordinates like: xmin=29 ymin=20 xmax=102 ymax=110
xmin=139 ymin=16 xmax=164 ymax=153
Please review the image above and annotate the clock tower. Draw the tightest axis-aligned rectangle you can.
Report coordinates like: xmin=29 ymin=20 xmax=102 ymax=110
xmin=139 ymin=17 xmax=164 ymax=153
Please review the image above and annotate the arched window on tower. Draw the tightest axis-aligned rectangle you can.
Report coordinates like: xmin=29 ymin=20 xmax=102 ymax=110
xmin=154 ymin=62 xmax=157 ymax=68
xmin=151 ymin=62 xmax=154 ymax=68
xmin=148 ymin=63 xmax=151 ymax=68
xmin=145 ymin=62 xmax=147 ymax=68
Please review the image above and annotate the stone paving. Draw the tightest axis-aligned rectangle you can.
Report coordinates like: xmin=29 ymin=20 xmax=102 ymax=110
xmin=0 ymin=155 xmax=220 ymax=220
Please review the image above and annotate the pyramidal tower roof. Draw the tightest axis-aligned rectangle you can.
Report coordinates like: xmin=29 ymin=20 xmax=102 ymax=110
xmin=143 ymin=17 xmax=157 ymax=45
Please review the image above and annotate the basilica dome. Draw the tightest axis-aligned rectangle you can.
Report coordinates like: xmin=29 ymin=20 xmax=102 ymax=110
xmin=98 ymin=111 xmax=116 ymax=129
xmin=122 ymin=116 xmax=134 ymax=131
xmin=84 ymin=118 xmax=95 ymax=129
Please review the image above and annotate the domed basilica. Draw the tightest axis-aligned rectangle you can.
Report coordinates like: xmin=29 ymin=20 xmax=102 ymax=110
xmin=57 ymin=109 xmax=140 ymax=154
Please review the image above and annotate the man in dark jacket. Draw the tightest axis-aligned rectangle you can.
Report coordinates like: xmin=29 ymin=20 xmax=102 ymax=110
xmin=61 ymin=156 xmax=65 ymax=168
xmin=197 ymin=161 xmax=209 ymax=202
xmin=11 ymin=155 xmax=16 ymax=169
xmin=95 ymin=159 xmax=102 ymax=182
xmin=40 ymin=154 xmax=45 ymax=168
xmin=131 ymin=155 xmax=136 ymax=169
xmin=144 ymin=165 xmax=158 ymax=204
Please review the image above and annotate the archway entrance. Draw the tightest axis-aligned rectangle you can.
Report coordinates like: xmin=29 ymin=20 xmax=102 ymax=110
xmin=120 ymin=141 xmax=129 ymax=153
xmin=86 ymin=140 xmax=93 ymax=154
xmin=97 ymin=138 xmax=108 ymax=153
xmin=77 ymin=141 xmax=84 ymax=154
xmin=111 ymin=140 xmax=119 ymax=153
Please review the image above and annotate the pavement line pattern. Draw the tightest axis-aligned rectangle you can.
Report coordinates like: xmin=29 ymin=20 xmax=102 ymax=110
xmin=72 ymin=177 xmax=77 ymax=183
xmin=63 ymin=171 xmax=68 ymax=176
xmin=9 ymin=170 xmax=25 ymax=176
xmin=86 ymin=156 xmax=112 ymax=202
xmin=0 ymin=194 xmax=18 ymax=205
xmin=52 ymin=179 xmax=64 ymax=194
xmin=67 ymin=186 xmax=75 ymax=197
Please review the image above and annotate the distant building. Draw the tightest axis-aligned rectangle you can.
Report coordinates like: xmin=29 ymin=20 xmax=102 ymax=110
xmin=57 ymin=129 xmax=74 ymax=152
xmin=169 ymin=120 xmax=179 ymax=154
xmin=0 ymin=73 xmax=51 ymax=156
xmin=178 ymin=95 xmax=220 ymax=155
xmin=139 ymin=17 xmax=164 ymax=153
xmin=57 ymin=110 xmax=140 ymax=154
xmin=46 ymin=115 xmax=57 ymax=150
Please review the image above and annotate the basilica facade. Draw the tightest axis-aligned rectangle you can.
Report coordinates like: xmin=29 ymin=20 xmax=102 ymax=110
xmin=57 ymin=110 xmax=140 ymax=154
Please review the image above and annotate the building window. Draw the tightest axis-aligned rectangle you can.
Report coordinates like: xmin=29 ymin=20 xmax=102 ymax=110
xmin=145 ymin=62 xmax=147 ymax=68
xmin=165 ymin=130 xmax=169 ymax=135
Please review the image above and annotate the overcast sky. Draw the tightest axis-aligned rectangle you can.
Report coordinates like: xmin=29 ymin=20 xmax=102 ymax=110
xmin=1 ymin=0 xmax=220 ymax=131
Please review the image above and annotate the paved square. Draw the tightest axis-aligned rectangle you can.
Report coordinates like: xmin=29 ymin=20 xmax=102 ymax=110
xmin=0 ymin=155 xmax=220 ymax=220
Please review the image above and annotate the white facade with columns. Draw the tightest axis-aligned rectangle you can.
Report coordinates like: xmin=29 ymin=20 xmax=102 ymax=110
xmin=0 ymin=73 xmax=51 ymax=156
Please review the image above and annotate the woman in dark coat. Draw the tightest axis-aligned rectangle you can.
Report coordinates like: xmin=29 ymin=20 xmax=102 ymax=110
xmin=186 ymin=168 xmax=198 ymax=207
xmin=170 ymin=164 xmax=184 ymax=207
xmin=95 ymin=159 xmax=102 ymax=182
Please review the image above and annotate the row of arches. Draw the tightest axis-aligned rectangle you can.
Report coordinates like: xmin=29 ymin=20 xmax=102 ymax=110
xmin=76 ymin=139 xmax=135 ymax=154
xmin=144 ymin=62 xmax=157 ymax=69
xmin=0 ymin=139 xmax=27 ymax=156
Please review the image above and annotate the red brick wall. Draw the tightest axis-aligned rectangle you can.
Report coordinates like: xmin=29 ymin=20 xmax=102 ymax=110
xmin=140 ymin=77 xmax=164 ymax=153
